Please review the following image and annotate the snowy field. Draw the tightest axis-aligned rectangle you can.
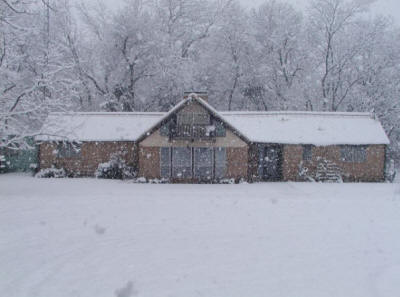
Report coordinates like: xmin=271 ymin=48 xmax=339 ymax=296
xmin=1 ymin=174 xmax=400 ymax=297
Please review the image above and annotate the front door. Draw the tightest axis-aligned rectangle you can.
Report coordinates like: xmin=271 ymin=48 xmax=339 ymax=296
xmin=261 ymin=145 xmax=282 ymax=181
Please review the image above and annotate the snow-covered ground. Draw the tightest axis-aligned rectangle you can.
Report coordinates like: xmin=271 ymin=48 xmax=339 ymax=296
xmin=1 ymin=174 xmax=400 ymax=297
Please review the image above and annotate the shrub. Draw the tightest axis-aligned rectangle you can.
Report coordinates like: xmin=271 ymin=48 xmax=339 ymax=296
xmin=95 ymin=155 xmax=136 ymax=180
xmin=35 ymin=167 xmax=66 ymax=178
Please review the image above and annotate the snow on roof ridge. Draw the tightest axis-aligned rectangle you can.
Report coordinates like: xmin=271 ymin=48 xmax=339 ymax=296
xmin=220 ymin=111 xmax=374 ymax=118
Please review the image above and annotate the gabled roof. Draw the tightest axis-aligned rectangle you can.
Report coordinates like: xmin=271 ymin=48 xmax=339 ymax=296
xmin=36 ymin=96 xmax=390 ymax=145
xmin=135 ymin=93 xmax=251 ymax=143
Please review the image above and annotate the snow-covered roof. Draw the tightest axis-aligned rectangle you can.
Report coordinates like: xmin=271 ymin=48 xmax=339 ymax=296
xmin=36 ymin=100 xmax=389 ymax=145
xmin=220 ymin=111 xmax=390 ymax=145
xmin=35 ymin=112 xmax=164 ymax=141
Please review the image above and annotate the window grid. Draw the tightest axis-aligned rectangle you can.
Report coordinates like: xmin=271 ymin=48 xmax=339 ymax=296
xmin=340 ymin=146 xmax=367 ymax=163
xmin=57 ymin=142 xmax=81 ymax=158
xmin=303 ymin=145 xmax=312 ymax=161
xmin=160 ymin=147 xmax=226 ymax=180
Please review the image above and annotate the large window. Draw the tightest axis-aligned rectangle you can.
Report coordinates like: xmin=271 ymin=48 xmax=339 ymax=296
xmin=57 ymin=142 xmax=81 ymax=158
xmin=160 ymin=147 xmax=171 ymax=178
xmin=172 ymin=147 xmax=192 ymax=178
xmin=160 ymin=147 xmax=226 ymax=180
xmin=215 ymin=147 xmax=227 ymax=179
xmin=194 ymin=147 xmax=213 ymax=180
xmin=341 ymin=146 xmax=367 ymax=163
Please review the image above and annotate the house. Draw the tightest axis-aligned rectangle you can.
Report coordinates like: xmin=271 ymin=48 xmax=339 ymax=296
xmin=36 ymin=92 xmax=390 ymax=182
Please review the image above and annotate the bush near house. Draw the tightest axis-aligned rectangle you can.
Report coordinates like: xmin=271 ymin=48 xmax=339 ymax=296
xmin=35 ymin=167 xmax=66 ymax=178
xmin=95 ymin=155 xmax=136 ymax=180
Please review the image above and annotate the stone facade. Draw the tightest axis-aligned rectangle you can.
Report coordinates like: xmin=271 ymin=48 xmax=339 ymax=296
xmin=39 ymin=141 xmax=137 ymax=176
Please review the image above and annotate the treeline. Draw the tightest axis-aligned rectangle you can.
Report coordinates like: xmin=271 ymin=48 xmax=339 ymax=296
xmin=1 ymin=0 xmax=400 ymax=160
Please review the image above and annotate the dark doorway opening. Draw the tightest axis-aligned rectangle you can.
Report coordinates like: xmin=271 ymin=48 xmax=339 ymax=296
xmin=258 ymin=144 xmax=282 ymax=181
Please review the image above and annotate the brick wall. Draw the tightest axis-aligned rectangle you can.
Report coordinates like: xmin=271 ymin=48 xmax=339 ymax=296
xmin=138 ymin=146 xmax=161 ymax=179
xmin=226 ymin=147 xmax=248 ymax=181
xmin=39 ymin=141 xmax=137 ymax=176
xmin=247 ymin=144 xmax=259 ymax=182
xmin=282 ymin=144 xmax=386 ymax=182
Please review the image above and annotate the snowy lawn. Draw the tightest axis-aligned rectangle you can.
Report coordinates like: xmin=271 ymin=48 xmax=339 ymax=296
xmin=1 ymin=174 xmax=400 ymax=297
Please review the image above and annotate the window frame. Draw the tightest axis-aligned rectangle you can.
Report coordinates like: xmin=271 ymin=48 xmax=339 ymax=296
xmin=172 ymin=147 xmax=193 ymax=179
xmin=159 ymin=147 xmax=227 ymax=180
xmin=214 ymin=120 xmax=226 ymax=137
xmin=214 ymin=147 xmax=227 ymax=179
xmin=340 ymin=145 xmax=367 ymax=163
xmin=160 ymin=147 xmax=172 ymax=178
xmin=57 ymin=142 xmax=81 ymax=158
xmin=177 ymin=112 xmax=210 ymax=126
xmin=193 ymin=147 xmax=214 ymax=180
xmin=302 ymin=145 xmax=313 ymax=161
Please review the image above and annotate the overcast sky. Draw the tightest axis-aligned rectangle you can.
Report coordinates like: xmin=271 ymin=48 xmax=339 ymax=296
xmin=239 ymin=0 xmax=400 ymax=23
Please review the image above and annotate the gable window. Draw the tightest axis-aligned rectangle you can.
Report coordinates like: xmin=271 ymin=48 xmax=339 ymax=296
xmin=303 ymin=145 xmax=312 ymax=161
xmin=177 ymin=112 xmax=210 ymax=125
xmin=214 ymin=120 xmax=226 ymax=137
xmin=193 ymin=113 xmax=210 ymax=125
xmin=215 ymin=147 xmax=227 ymax=179
xmin=160 ymin=122 xmax=170 ymax=137
xmin=172 ymin=147 xmax=192 ymax=178
xmin=194 ymin=147 xmax=213 ymax=180
xmin=341 ymin=146 xmax=367 ymax=163
xmin=57 ymin=142 xmax=81 ymax=158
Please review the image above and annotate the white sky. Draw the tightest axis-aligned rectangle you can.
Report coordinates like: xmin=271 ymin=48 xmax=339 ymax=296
xmin=239 ymin=0 xmax=400 ymax=23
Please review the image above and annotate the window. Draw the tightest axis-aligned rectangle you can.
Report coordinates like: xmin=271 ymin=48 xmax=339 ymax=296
xmin=177 ymin=112 xmax=210 ymax=125
xmin=215 ymin=147 xmax=226 ymax=179
xmin=193 ymin=113 xmax=210 ymax=125
xmin=160 ymin=147 xmax=171 ymax=178
xmin=57 ymin=142 xmax=81 ymax=158
xmin=172 ymin=147 xmax=192 ymax=178
xmin=341 ymin=146 xmax=367 ymax=163
xmin=160 ymin=147 xmax=226 ymax=180
xmin=214 ymin=120 xmax=226 ymax=137
xmin=177 ymin=113 xmax=193 ymax=125
xmin=303 ymin=145 xmax=312 ymax=161
xmin=194 ymin=147 xmax=213 ymax=180
xmin=160 ymin=122 xmax=170 ymax=136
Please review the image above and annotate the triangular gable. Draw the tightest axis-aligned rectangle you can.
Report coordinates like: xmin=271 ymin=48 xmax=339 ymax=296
xmin=136 ymin=93 xmax=251 ymax=144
